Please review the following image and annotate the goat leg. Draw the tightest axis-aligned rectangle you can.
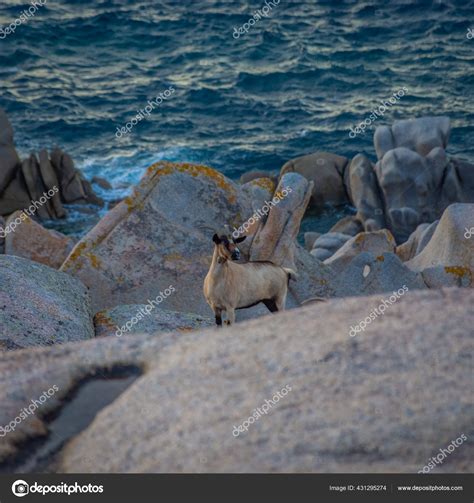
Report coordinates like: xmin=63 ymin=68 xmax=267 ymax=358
xmin=214 ymin=308 xmax=223 ymax=327
xmin=225 ymin=308 xmax=236 ymax=326
xmin=275 ymin=293 xmax=287 ymax=312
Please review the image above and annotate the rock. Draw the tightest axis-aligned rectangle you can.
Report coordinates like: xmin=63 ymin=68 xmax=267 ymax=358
xmin=249 ymin=173 xmax=313 ymax=270
xmin=328 ymin=215 xmax=364 ymax=236
xmin=406 ymin=203 xmax=474 ymax=288
xmin=396 ymin=222 xmax=434 ymax=262
xmin=280 ymin=151 xmax=349 ymax=207
xmin=241 ymin=177 xmax=275 ymax=200
xmin=4 ymin=211 xmax=74 ymax=269
xmin=304 ymin=231 xmax=321 ymax=251
xmin=310 ymin=232 xmax=352 ymax=261
xmin=310 ymin=248 xmax=332 ymax=261
xmin=325 ymin=229 xmax=396 ymax=271
xmin=94 ymin=306 xmax=214 ymax=337
xmin=51 ymin=149 xmax=85 ymax=203
xmin=0 ymin=255 xmax=94 ymax=351
xmin=0 ymin=288 xmax=471 ymax=472
xmin=38 ymin=149 xmax=66 ymax=218
xmin=92 ymin=176 xmax=113 ymax=190
xmin=240 ymin=170 xmax=277 ymax=186
xmin=445 ymin=157 xmax=474 ymax=204
xmin=81 ymin=178 xmax=104 ymax=207
xmin=61 ymin=162 xmax=255 ymax=314
xmin=0 ymin=108 xmax=15 ymax=145
xmin=0 ymin=109 xmax=21 ymax=194
xmin=375 ymin=147 xmax=449 ymax=243
xmin=0 ymin=216 xmax=4 ymax=253
xmin=234 ymin=178 xmax=277 ymax=246
xmin=374 ymin=116 xmax=451 ymax=160
xmin=290 ymin=245 xmax=336 ymax=302
xmin=415 ymin=220 xmax=439 ymax=255
xmin=21 ymin=154 xmax=54 ymax=220
xmin=345 ymin=119 xmax=473 ymax=243
xmin=239 ymin=177 xmax=276 ymax=239
xmin=0 ymin=110 xmax=102 ymax=219
xmin=108 ymin=198 xmax=123 ymax=209
xmin=300 ymin=296 xmax=327 ymax=306
xmin=347 ymin=154 xmax=385 ymax=231
xmin=334 ymin=252 xmax=426 ymax=297
xmin=418 ymin=266 xmax=472 ymax=289
xmin=0 ymin=168 xmax=32 ymax=216
xmin=50 ymin=148 xmax=103 ymax=207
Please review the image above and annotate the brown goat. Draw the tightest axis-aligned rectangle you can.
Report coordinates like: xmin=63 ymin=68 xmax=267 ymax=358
xmin=203 ymin=233 xmax=297 ymax=326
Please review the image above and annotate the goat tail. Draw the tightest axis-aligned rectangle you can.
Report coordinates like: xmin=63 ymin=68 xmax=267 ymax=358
xmin=282 ymin=267 xmax=298 ymax=281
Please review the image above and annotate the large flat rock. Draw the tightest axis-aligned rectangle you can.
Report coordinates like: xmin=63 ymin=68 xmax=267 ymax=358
xmin=94 ymin=306 xmax=213 ymax=337
xmin=406 ymin=203 xmax=473 ymax=288
xmin=333 ymin=252 xmax=427 ymax=297
xmin=5 ymin=211 xmax=74 ymax=269
xmin=0 ymin=288 xmax=472 ymax=473
xmin=407 ymin=203 xmax=474 ymax=272
xmin=0 ymin=256 xmax=94 ymax=351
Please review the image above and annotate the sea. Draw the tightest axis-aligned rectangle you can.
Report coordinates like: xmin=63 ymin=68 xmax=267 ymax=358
xmin=1 ymin=0 xmax=473 ymax=236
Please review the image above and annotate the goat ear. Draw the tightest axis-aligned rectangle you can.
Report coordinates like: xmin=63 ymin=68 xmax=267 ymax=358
xmin=234 ymin=235 xmax=246 ymax=243
xmin=212 ymin=233 xmax=221 ymax=244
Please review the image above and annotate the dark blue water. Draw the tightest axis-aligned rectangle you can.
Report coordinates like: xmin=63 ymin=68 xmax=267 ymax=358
xmin=1 ymin=0 xmax=474 ymax=232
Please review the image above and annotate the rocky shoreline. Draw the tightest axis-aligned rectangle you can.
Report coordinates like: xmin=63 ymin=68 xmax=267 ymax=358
xmin=0 ymin=109 xmax=474 ymax=348
xmin=0 ymin=111 xmax=472 ymax=472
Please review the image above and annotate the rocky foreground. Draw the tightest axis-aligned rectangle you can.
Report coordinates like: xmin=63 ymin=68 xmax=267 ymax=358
xmin=0 ymin=288 xmax=472 ymax=472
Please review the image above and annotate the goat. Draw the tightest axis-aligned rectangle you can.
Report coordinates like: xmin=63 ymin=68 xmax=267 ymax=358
xmin=203 ymin=233 xmax=297 ymax=326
